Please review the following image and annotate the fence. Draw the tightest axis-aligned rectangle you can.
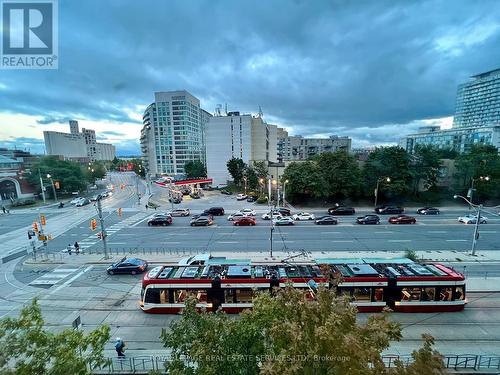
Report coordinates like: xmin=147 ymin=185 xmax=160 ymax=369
xmin=91 ymin=354 xmax=500 ymax=374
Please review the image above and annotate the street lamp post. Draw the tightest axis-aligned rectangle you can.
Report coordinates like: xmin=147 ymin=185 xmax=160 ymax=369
xmin=243 ymin=176 xmax=247 ymax=195
xmin=282 ymin=179 xmax=289 ymax=207
xmin=468 ymin=176 xmax=490 ymax=206
xmin=454 ymin=194 xmax=483 ymax=256
xmin=374 ymin=177 xmax=390 ymax=208
xmin=95 ymin=195 xmax=109 ymax=259
xmin=38 ymin=169 xmax=46 ymax=204
xmin=259 ymin=178 xmax=264 ymax=194
xmin=46 ymin=174 xmax=57 ymax=203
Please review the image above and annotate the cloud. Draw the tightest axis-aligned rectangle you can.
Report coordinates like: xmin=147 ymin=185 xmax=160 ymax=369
xmin=0 ymin=0 xmax=499 ymax=152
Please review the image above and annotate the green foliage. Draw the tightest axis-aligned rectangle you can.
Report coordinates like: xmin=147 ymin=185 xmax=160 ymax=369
xmin=404 ymin=249 xmax=418 ymax=262
xmin=0 ymin=299 xmax=110 ymax=375
xmin=282 ymin=161 xmax=323 ymax=202
xmin=410 ymin=145 xmax=441 ymax=194
xmin=184 ymin=160 xmax=207 ymax=179
xmin=252 ymin=160 xmax=269 ymax=180
xmin=314 ymin=151 xmax=361 ymax=198
xmin=27 ymin=156 xmax=88 ymax=193
xmin=85 ymin=161 xmax=107 ymax=183
xmin=227 ymin=158 xmax=247 ymax=185
xmin=391 ymin=335 xmax=446 ymax=375
xmin=363 ymin=146 xmax=413 ymax=199
xmin=244 ymin=167 xmax=259 ymax=190
xmin=256 ymin=195 xmax=268 ymax=204
xmin=161 ymin=288 xmax=443 ymax=375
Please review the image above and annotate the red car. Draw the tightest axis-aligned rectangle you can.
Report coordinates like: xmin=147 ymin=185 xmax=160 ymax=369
xmin=233 ymin=217 xmax=256 ymax=226
xmin=388 ymin=215 xmax=416 ymax=224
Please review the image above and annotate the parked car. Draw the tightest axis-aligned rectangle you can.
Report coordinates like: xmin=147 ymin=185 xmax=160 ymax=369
xmin=246 ymin=195 xmax=257 ymax=202
xmin=292 ymin=212 xmax=315 ymax=221
xmin=90 ymin=195 xmax=99 ymax=202
xmin=233 ymin=217 xmax=256 ymax=226
xmin=328 ymin=206 xmax=355 ymax=215
xmin=273 ymin=217 xmax=295 ymax=226
xmin=275 ymin=207 xmax=292 ymax=216
xmin=204 ymin=186 xmax=214 ymax=191
xmin=169 ymin=197 xmax=182 ymax=204
xmin=148 ymin=215 xmax=173 ymax=226
xmin=239 ymin=208 xmax=256 ymax=216
xmin=227 ymin=212 xmax=249 ymax=221
xmin=191 ymin=212 xmax=213 ymax=220
xmin=458 ymin=214 xmax=488 ymax=224
xmin=314 ymin=216 xmax=338 ymax=225
xmin=167 ymin=208 xmax=190 ymax=217
xmin=236 ymin=194 xmax=248 ymax=201
xmin=204 ymin=207 xmax=225 ymax=216
xmin=76 ymin=198 xmax=90 ymax=207
xmin=356 ymin=214 xmax=380 ymax=225
xmin=180 ymin=187 xmax=191 ymax=195
xmin=220 ymin=190 xmax=232 ymax=195
xmin=261 ymin=211 xmax=283 ymax=220
xmin=107 ymin=257 xmax=148 ymax=275
xmin=375 ymin=205 xmax=404 ymax=214
xmin=189 ymin=192 xmax=201 ymax=199
xmin=190 ymin=217 xmax=213 ymax=226
xmin=417 ymin=207 xmax=440 ymax=215
xmin=388 ymin=215 xmax=416 ymax=224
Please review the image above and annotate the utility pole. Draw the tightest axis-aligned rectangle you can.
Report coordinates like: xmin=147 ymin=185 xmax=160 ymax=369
xmin=169 ymin=182 xmax=174 ymax=211
xmin=38 ymin=169 xmax=46 ymax=204
xmin=136 ymin=174 xmax=140 ymax=205
xmin=96 ymin=196 xmax=109 ymax=259
xmin=268 ymin=178 xmax=273 ymax=257
xmin=471 ymin=204 xmax=482 ymax=256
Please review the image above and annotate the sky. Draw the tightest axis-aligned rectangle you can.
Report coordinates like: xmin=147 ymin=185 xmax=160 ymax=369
xmin=1 ymin=0 xmax=500 ymax=156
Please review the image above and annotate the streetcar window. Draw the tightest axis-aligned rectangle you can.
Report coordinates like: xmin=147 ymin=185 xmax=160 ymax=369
xmin=454 ymin=286 xmax=465 ymax=300
xmin=439 ymin=287 xmax=452 ymax=301
xmin=401 ymin=288 xmax=421 ymax=302
xmin=225 ymin=289 xmax=235 ymax=303
xmin=236 ymin=289 xmax=253 ymax=303
xmin=373 ymin=288 xmax=384 ymax=302
xmin=421 ymin=287 xmax=435 ymax=301
xmin=337 ymin=287 xmax=353 ymax=298
xmin=353 ymin=288 xmax=371 ymax=301
xmin=144 ymin=288 xmax=160 ymax=303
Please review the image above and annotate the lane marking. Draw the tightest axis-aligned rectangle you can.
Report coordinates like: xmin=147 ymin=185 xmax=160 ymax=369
xmin=331 ymin=240 xmax=354 ymax=243
xmin=375 ymin=231 xmax=394 ymax=234
xmin=388 ymin=240 xmax=412 ymax=242
xmin=217 ymin=241 xmax=239 ymax=244
xmin=446 ymin=239 xmax=467 ymax=242
xmin=107 ymin=242 xmax=126 ymax=245
xmin=47 ymin=266 xmax=93 ymax=296
xmin=428 ymin=231 xmax=447 ymax=233
xmin=321 ymin=231 xmax=341 ymax=234
xmin=53 ymin=268 xmax=79 ymax=272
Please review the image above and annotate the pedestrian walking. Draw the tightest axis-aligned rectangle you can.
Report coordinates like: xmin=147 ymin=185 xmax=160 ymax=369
xmin=67 ymin=244 xmax=72 ymax=255
xmin=115 ymin=337 xmax=125 ymax=357
xmin=1 ymin=206 xmax=5 ymax=214
xmin=74 ymin=241 xmax=80 ymax=254
xmin=145 ymin=204 xmax=148 ymax=210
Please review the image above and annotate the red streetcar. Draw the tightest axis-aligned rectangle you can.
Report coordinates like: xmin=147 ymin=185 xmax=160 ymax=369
xmin=140 ymin=255 xmax=466 ymax=314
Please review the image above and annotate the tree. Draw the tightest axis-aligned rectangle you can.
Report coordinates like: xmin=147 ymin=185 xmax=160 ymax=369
xmin=0 ymin=299 xmax=110 ymax=374
xmin=363 ymin=147 xmax=413 ymax=200
xmin=252 ymin=160 xmax=269 ymax=180
xmin=161 ymin=287 xmax=445 ymax=375
xmin=227 ymin=158 xmax=246 ymax=185
xmin=244 ymin=167 xmax=259 ymax=191
xmin=85 ymin=161 xmax=106 ymax=183
xmin=184 ymin=160 xmax=207 ymax=179
xmin=27 ymin=156 xmax=88 ymax=193
xmin=282 ymin=161 xmax=323 ymax=202
xmin=410 ymin=145 xmax=441 ymax=195
xmin=314 ymin=151 xmax=361 ymax=199
xmin=391 ymin=335 xmax=446 ymax=375
xmin=454 ymin=145 xmax=500 ymax=202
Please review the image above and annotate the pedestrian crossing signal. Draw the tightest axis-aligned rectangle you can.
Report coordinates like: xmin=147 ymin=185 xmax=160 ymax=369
xmin=40 ymin=215 xmax=46 ymax=226
xmin=32 ymin=222 xmax=39 ymax=233
xmin=90 ymin=218 xmax=97 ymax=231
xmin=54 ymin=181 xmax=60 ymax=189
xmin=118 ymin=208 xmax=122 ymax=217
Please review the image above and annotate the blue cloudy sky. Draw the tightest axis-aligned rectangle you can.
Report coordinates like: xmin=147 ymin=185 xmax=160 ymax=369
xmin=1 ymin=0 xmax=500 ymax=155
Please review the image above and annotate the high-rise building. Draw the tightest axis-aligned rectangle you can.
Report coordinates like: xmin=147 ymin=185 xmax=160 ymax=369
xmin=277 ymin=127 xmax=351 ymax=162
xmin=205 ymin=111 xmax=277 ymax=186
xmin=402 ymin=67 xmax=500 ymax=154
xmin=140 ymin=91 xmax=211 ymax=177
xmin=453 ymin=68 xmax=500 ymax=128
xmin=43 ymin=121 xmax=116 ymax=161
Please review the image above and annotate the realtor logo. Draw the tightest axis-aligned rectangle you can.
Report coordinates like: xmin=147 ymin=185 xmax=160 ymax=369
xmin=1 ymin=0 xmax=58 ymax=69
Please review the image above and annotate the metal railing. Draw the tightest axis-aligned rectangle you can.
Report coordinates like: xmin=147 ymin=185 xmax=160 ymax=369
xmin=91 ymin=354 xmax=500 ymax=374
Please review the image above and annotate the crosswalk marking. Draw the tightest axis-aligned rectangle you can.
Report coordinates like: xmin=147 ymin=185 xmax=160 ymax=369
xmin=29 ymin=267 xmax=80 ymax=287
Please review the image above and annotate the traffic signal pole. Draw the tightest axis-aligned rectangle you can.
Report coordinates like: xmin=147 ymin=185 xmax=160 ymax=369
xmin=96 ymin=196 xmax=109 ymax=259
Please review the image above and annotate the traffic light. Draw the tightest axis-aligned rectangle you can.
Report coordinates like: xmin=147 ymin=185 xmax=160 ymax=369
xmin=90 ymin=218 xmax=97 ymax=231
xmin=120 ymin=184 xmax=125 ymax=190
xmin=118 ymin=208 xmax=122 ymax=217
xmin=48 ymin=234 xmax=53 ymax=240
xmin=97 ymin=232 xmax=102 ymax=239
xmin=40 ymin=215 xmax=46 ymax=226
xmin=32 ymin=222 xmax=39 ymax=233
xmin=54 ymin=181 xmax=60 ymax=189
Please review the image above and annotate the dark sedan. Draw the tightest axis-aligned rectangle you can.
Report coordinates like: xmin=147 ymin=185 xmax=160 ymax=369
xmin=190 ymin=217 xmax=213 ymax=226
xmin=417 ymin=207 xmax=440 ymax=215
xmin=388 ymin=215 xmax=416 ymax=224
xmin=220 ymin=190 xmax=232 ymax=195
xmin=246 ymin=195 xmax=257 ymax=202
xmin=315 ymin=216 xmax=338 ymax=225
xmin=107 ymin=257 xmax=148 ymax=275
xmin=147 ymin=215 xmax=172 ymax=226
xmin=356 ymin=215 xmax=380 ymax=225
xmin=328 ymin=206 xmax=355 ymax=215
xmin=375 ymin=205 xmax=404 ymax=214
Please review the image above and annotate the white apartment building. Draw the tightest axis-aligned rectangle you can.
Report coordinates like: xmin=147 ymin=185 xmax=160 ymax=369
xmin=43 ymin=121 xmax=116 ymax=161
xmin=206 ymin=111 xmax=277 ymax=186
xmin=140 ymin=91 xmax=211 ymax=177
xmin=277 ymin=128 xmax=351 ymax=161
